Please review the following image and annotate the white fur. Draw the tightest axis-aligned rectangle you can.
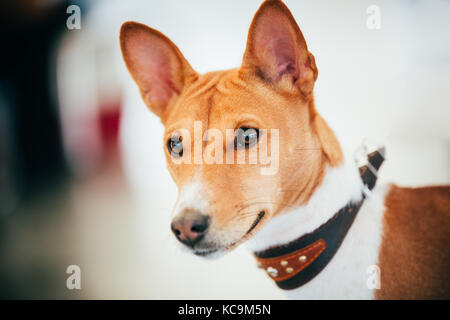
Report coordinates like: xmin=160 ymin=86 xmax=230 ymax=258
xmin=172 ymin=177 xmax=211 ymax=219
xmin=246 ymin=157 xmax=388 ymax=299
xmin=246 ymin=157 xmax=363 ymax=251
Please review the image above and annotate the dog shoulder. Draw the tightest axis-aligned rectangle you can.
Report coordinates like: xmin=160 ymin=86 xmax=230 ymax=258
xmin=376 ymin=184 xmax=450 ymax=299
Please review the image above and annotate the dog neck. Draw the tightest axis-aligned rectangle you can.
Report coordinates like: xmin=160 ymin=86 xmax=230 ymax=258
xmin=246 ymin=154 xmax=363 ymax=253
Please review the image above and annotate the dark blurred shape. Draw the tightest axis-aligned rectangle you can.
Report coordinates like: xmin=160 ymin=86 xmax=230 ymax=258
xmin=0 ymin=1 xmax=125 ymax=299
xmin=0 ymin=0 xmax=73 ymax=298
xmin=0 ymin=0 xmax=70 ymax=211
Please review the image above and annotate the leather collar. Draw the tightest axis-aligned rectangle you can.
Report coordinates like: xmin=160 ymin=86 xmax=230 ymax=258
xmin=254 ymin=147 xmax=385 ymax=290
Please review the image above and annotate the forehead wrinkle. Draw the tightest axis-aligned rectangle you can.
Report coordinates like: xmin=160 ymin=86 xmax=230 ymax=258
xmin=204 ymin=94 xmax=214 ymax=141
xmin=183 ymin=70 xmax=224 ymax=99
xmin=205 ymin=84 xmax=234 ymax=133
xmin=171 ymin=71 xmax=240 ymax=148
xmin=216 ymin=72 xmax=246 ymax=95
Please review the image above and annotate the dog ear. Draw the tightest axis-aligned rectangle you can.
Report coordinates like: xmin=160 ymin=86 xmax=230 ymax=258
xmin=241 ymin=0 xmax=318 ymax=96
xmin=120 ymin=22 xmax=197 ymax=120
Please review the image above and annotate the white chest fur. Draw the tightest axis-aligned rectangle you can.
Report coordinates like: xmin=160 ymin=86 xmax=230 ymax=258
xmin=246 ymin=159 xmax=388 ymax=299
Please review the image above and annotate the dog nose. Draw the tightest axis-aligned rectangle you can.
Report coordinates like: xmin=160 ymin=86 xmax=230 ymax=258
xmin=171 ymin=213 xmax=209 ymax=247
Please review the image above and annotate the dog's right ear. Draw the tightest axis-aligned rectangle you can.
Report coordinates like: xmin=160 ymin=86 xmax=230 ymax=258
xmin=241 ymin=0 xmax=318 ymax=97
xmin=120 ymin=22 xmax=197 ymax=121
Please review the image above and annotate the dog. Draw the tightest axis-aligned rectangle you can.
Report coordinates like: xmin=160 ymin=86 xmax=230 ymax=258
xmin=119 ymin=0 xmax=450 ymax=299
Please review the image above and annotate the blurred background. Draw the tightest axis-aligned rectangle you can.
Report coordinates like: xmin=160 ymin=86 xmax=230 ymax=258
xmin=0 ymin=0 xmax=448 ymax=299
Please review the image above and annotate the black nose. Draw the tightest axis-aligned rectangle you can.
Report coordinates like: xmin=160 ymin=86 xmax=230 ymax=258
xmin=171 ymin=213 xmax=210 ymax=247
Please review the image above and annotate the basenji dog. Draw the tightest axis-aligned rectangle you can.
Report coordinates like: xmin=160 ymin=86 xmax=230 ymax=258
xmin=120 ymin=0 xmax=450 ymax=299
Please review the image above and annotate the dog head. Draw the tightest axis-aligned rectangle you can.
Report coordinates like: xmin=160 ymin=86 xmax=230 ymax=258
xmin=120 ymin=0 xmax=342 ymax=257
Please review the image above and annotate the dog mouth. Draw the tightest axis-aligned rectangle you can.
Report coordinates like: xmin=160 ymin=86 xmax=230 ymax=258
xmin=192 ymin=211 xmax=266 ymax=257
xmin=244 ymin=211 xmax=266 ymax=235
xmin=225 ymin=210 xmax=266 ymax=249
xmin=193 ymin=248 xmax=218 ymax=257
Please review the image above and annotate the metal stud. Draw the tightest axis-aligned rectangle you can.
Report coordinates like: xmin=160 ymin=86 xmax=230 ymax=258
xmin=280 ymin=260 xmax=288 ymax=267
xmin=266 ymin=266 xmax=278 ymax=277
xmin=286 ymin=267 xmax=294 ymax=274
xmin=299 ymin=255 xmax=307 ymax=263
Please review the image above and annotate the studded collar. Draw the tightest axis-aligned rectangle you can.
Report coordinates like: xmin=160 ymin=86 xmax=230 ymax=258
xmin=253 ymin=147 xmax=385 ymax=290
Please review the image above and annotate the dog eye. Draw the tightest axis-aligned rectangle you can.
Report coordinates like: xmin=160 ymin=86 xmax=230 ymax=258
xmin=235 ymin=127 xmax=259 ymax=149
xmin=167 ymin=135 xmax=183 ymax=158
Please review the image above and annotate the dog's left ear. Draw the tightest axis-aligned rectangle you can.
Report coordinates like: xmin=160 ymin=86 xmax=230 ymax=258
xmin=241 ymin=0 xmax=318 ymax=96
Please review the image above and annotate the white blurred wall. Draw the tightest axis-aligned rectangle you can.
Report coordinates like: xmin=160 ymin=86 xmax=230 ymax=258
xmin=71 ymin=0 xmax=449 ymax=298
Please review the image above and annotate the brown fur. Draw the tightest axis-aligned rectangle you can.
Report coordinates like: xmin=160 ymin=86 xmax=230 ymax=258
xmin=376 ymin=185 xmax=450 ymax=299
